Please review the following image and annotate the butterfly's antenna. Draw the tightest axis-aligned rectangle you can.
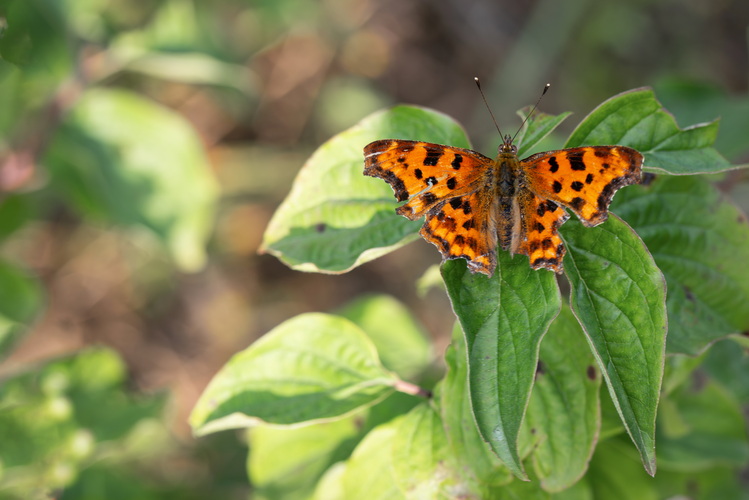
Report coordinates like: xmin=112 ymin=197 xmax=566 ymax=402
xmin=511 ymin=83 xmax=551 ymax=143
xmin=474 ymin=77 xmax=505 ymax=140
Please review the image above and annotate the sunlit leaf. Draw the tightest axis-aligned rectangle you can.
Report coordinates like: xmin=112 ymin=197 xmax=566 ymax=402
xmin=341 ymin=420 xmax=405 ymax=500
xmin=337 ymin=294 xmax=432 ymax=380
xmin=261 ymin=105 xmax=470 ymax=273
xmin=391 ymin=404 xmax=455 ymax=499
xmin=190 ymin=313 xmax=399 ymax=435
xmin=248 ymin=416 xmax=362 ymax=500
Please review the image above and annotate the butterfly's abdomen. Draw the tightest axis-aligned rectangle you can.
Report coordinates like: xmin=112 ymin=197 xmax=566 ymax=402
xmin=495 ymin=156 xmax=518 ymax=251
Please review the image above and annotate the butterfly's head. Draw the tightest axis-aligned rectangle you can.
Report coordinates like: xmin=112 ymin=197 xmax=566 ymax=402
xmin=498 ymin=135 xmax=517 ymax=154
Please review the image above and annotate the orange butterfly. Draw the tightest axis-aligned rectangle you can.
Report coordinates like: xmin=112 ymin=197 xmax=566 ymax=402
xmin=363 ymin=120 xmax=642 ymax=276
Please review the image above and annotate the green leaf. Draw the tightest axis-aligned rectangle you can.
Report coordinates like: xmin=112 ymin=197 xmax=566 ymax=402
xmin=525 ymin=304 xmax=601 ymax=492
xmin=486 ymin=479 xmax=552 ymax=500
xmin=598 ymin=388 xmax=626 ymax=440
xmin=46 ymin=88 xmax=218 ymax=271
xmin=0 ymin=259 xmax=43 ymax=358
xmin=514 ymin=109 xmax=572 ymax=158
xmin=337 ymin=294 xmax=432 ymax=380
xmin=260 ymin=105 xmax=470 ymax=273
xmin=653 ymin=465 xmax=749 ymax=500
xmin=442 ymin=249 xmax=561 ymax=479
xmin=313 ymin=462 xmax=347 ymax=500
xmin=441 ymin=323 xmax=512 ymax=496
xmin=565 ymin=88 xmax=732 ymax=175
xmin=703 ymin=339 xmax=749 ymax=404
xmin=562 ymin=214 xmax=667 ymax=476
xmin=341 ymin=420 xmax=405 ymax=500
xmin=189 ymin=313 xmax=399 ymax=435
xmin=612 ymin=174 xmax=749 ymax=354
xmin=247 ymin=416 xmax=362 ymax=500
xmin=657 ymin=380 xmax=749 ymax=471
xmin=654 ymin=79 xmax=749 ymax=162
xmin=587 ymin=439 xmax=659 ymax=500
xmin=391 ymin=404 xmax=454 ymax=499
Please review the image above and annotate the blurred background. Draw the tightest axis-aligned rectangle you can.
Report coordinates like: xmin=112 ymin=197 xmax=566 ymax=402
xmin=0 ymin=0 xmax=747 ymax=497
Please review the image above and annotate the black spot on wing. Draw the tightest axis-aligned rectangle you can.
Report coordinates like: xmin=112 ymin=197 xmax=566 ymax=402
xmin=461 ymin=199 xmax=472 ymax=214
xmin=451 ymin=154 xmax=463 ymax=170
xmin=422 ymin=192 xmax=438 ymax=206
xmin=423 ymin=148 xmax=443 ymax=166
xmin=567 ymin=151 xmax=586 ymax=171
xmin=548 ymin=156 xmax=559 ymax=173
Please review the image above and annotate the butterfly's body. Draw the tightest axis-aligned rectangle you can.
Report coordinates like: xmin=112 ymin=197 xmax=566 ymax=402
xmin=364 ymin=136 xmax=642 ymax=276
xmin=495 ymin=144 xmax=528 ymax=257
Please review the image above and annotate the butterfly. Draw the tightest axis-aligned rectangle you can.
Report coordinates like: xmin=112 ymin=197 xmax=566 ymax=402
xmin=363 ymin=133 xmax=643 ymax=276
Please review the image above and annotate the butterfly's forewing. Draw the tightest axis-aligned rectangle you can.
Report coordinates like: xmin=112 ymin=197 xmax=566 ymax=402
xmin=521 ymin=146 xmax=642 ymax=227
xmin=365 ymin=140 xmax=499 ymax=274
xmin=364 ymin=140 xmax=491 ymax=218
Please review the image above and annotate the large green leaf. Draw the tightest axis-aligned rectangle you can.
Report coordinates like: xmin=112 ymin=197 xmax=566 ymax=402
xmin=442 ymin=250 xmax=561 ymax=479
xmin=565 ymin=88 xmax=732 ymax=175
xmin=525 ymin=305 xmax=601 ymax=492
xmin=562 ymin=215 xmax=667 ymax=476
xmin=190 ymin=313 xmax=400 ymax=435
xmin=261 ymin=105 xmax=470 ymax=273
xmin=612 ymin=174 xmax=749 ymax=354
xmin=0 ymin=259 xmax=43 ymax=359
xmin=46 ymin=88 xmax=218 ymax=271
xmin=440 ymin=323 xmax=512 ymax=496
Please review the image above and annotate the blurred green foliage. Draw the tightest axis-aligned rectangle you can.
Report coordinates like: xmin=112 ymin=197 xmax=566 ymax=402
xmin=0 ymin=0 xmax=748 ymax=497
